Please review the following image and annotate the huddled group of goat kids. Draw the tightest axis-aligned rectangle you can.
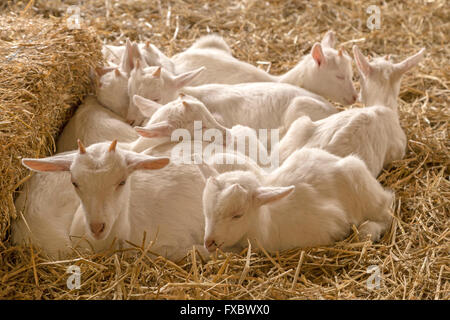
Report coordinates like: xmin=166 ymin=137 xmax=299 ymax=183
xmin=12 ymin=31 xmax=425 ymax=261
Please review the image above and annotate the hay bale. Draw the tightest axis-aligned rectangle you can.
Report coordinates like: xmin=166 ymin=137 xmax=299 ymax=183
xmin=0 ymin=1 xmax=448 ymax=300
xmin=0 ymin=13 xmax=103 ymax=241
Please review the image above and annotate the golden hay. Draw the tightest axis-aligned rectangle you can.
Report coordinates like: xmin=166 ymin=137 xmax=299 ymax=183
xmin=0 ymin=0 xmax=448 ymax=299
xmin=0 ymin=13 xmax=103 ymax=241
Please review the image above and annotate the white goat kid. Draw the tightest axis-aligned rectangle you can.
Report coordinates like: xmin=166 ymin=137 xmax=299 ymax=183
xmin=127 ymin=62 xmax=206 ymax=125
xmin=97 ymin=39 xmax=173 ymax=120
xmin=133 ymin=95 xmax=273 ymax=168
xmin=58 ymin=41 xmax=154 ymax=152
xmin=96 ymin=40 xmax=140 ymax=116
xmin=172 ymin=32 xmax=358 ymax=105
xmin=185 ymin=34 xmax=233 ymax=55
xmin=19 ymin=140 xmax=208 ymax=261
xmin=102 ymin=40 xmax=175 ymax=73
xmin=12 ymin=151 xmax=80 ymax=259
xmin=130 ymin=80 xmax=338 ymax=150
xmin=273 ymin=46 xmax=425 ymax=176
xmin=57 ymin=96 xmax=138 ymax=153
xmin=14 ymin=139 xmax=262 ymax=260
xmin=126 ymin=31 xmax=357 ymax=123
xmin=197 ymin=147 xmax=393 ymax=254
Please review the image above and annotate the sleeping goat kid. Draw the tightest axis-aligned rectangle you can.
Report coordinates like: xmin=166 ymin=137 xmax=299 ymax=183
xmin=273 ymin=46 xmax=425 ymax=176
xmin=126 ymin=31 xmax=358 ymax=124
xmin=57 ymin=41 xmax=149 ymax=151
xmin=98 ymin=39 xmax=173 ymax=121
xmin=12 ymin=150 xmax=80 ymax=258
xmin=127 ymin=63 xmax=207 ymax=125
xmin=172 ymin=32 xmax=357 ymax=105
xmin=14 ymin=140 xmax=263 ymax=260
xmin=56 ymin=96 xmax=138 ymax=153
xmin=130 ymin=80 xmax=338 ymax=152
xmin=133 ymin=95 xmax=273 ymax=168
xmin=197 ymin=147 xmax=393 ymax=254
xmin=96 ymin=40 xmax=140 ymax=117
xmin=102 ymin=40 xmax=175 ymax=73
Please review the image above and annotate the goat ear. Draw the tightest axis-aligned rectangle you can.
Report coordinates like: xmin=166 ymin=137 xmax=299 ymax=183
xmin=120 ymin=39 xmax=134 ymax=74
xmin=135 ymin=121 xmax=174 ymax=138
xmin=253 ymin=186 xmax=295 ymax=207
xmin=195 ymin=155 xmax=219 ymax=182
xmin=126 ymin=153 xmax=170 ymax=171
xmin=143 ymin=42 xmax=159 ymax=59
xmin=311 ymin=43 xmax=325 ymax=66
xmin=121 ymin=40 xmax=144 ymax=74
xmin=95 ymin=66 xmax=116 ymax=77
xmin=394 ymin=48 xmax=425 ymax=75
xmin=22 ymin=153 xmax=75 ymax=172
xmin=133 ymin=95 xmax=163 ymax=117
xmin=321 ymin=30 xmax=336 ymax=49
xmin=173 ymin=67 xmax=206 ymax=89
xmin=353 ymin=45 xmax=372 ymax=77
xmin=134 ymin=57 xmax=142 ymax=71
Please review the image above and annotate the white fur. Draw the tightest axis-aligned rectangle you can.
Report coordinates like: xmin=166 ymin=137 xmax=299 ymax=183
xmin=12 ymin=151 xmax=80 ymax=258
xmin=97 ymin=39 xmax=174 ymax=120
xmin=14 ymin=142 xmax=204 ymax=261
xmin=13 ymin=141 xmax=260 ymax=260
xmin=197 ymin=147 xmax=393 ymax=253
xmin=133 ymin=95 xmax=273 ymax=167
xmin=57 ymin=96 xmax=138 ymax=153
xmin=102 ymin=41 xmax=175 ymax=73
xmin=127 ymin=64 xmax=206 ymax=125
xmin=102 ymin=44 xmax=124 ymax=66
xmin=123 ymin=31 xmax=356 ymax=123
xmin=172 ymin=31 xmax=357 ymax=104
xmin=181 ymin=84 xmax=337 ymax=131
xmin=95 ymin=66 xmax=129 ymax=118
xmin=131 ymin=81 xmax=338 ymax=151
xmin=187 ymin=34 xmax=232 ymax=55
xmin=273 ymin=46 xmax=425 ymax=176
xmin=96 ymin=40 xmax=137 ymax=116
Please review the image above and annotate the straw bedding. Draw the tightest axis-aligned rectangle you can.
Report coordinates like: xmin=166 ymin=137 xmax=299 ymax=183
xmin=0 ymin=0 xmax=448 ymax=299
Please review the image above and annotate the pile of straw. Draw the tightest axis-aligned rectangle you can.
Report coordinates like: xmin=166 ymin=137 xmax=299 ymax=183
xmin=0 ymin=13 xmax=102 ymax=240
xmin=0 ymin=0 xmax=448 ymax=299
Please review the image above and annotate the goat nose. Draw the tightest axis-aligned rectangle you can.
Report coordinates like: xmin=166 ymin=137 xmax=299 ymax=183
xmin=204 ymin=239 xmax=216 ymax=252
xmin=352 ymin=94 xmax=358 ymax=103
xmin=90 ymin=222 xmax=105 ymax=236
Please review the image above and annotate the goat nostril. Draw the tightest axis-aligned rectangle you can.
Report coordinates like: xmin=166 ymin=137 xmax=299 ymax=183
xmin=90 ymin=222 xmax=105 ymax=235
xmin=205 ymin=239 xmax=215 ymax=249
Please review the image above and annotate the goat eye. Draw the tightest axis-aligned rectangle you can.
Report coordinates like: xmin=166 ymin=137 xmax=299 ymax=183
xmin=336 ymin=75 xmax=345 ymax=80
xmin=118 ymin=180 xmax=126 ymax=186
xmin=72 ymin=182 xmax=78 ymax=188
xmin=231 ymin=212 xmax=243 ymax=220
